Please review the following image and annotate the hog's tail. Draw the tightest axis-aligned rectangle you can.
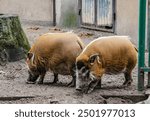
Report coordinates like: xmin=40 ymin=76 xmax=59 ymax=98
xmin=128 ymin=36 xmax=138 ymax=52
xmin=133 ymin=45 xmax=138 ymax=52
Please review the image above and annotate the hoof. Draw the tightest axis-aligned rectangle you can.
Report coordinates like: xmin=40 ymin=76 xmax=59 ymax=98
xmin=86 ymin=87 xmax=95 ymax=94
xmin=50 ymin=80 xmax=58 ymax=84
xmin=123 ymin=80 xmax=132 ymax=86
xmin=95 ymin=85 xmax=101 ymax=89
xmin=67 ymin=81 xmax=75 ymax=87
xmin=37 ymin=81 xmax=43 ymax=84
xmin=51 ymin=78 xmax=58 ymax=84
xmin=26 ymin=80 xmax=36 ymax=84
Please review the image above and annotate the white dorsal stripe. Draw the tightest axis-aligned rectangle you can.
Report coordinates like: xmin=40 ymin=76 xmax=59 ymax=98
xmin=81 ymin=36 xmax=130 ymax=55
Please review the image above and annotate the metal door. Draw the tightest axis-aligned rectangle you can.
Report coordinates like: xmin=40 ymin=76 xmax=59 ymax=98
xmin=80 ymin=0 xmax=115 ymax=32
xmin=97 ymin=0 xmax=113 ymax=27
xmin=81 ymin=0 xmax=95 ymax=25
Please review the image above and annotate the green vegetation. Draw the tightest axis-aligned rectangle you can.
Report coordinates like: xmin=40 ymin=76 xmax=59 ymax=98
xmin=0 ymin=15 xmax=30 ymax=53
xmin=63 ymin=11 xmax=77 ymax=27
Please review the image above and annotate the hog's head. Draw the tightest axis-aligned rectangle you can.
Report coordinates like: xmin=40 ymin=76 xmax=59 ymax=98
xmin=26 ymin=52 xmax=40 ymax=83
xmin=76 ymin=53 xmax=105 ymax=93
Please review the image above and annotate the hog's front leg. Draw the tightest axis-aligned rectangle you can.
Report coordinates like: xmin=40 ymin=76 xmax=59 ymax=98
xmin=87 ymin=79 xmax=101 ymax=94
xmin=38 ymin=73 xmax=46 ymax=84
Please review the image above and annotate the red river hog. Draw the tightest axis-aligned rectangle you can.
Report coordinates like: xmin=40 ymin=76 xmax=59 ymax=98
xmin=26 ymin=32 xmax=84 ymax=86
xmin=76 ymin=36 xmax=137 ymax=93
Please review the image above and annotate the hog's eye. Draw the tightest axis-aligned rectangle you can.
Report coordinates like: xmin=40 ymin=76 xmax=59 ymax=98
xmin=76 ymin=61 xmax=85 ymax=70
xmin=82 ymin=67 xmax=86 ymax=73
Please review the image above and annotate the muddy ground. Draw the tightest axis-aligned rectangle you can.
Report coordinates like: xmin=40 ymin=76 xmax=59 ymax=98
xmin=0 ymin=23 xmax=147 ymax=104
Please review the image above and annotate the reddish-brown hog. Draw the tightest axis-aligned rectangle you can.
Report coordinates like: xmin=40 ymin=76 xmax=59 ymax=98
xmin=76 ymin=36 xmax=137 ymax=93
xmin=26 ymin=32 xmax=84 ymax=86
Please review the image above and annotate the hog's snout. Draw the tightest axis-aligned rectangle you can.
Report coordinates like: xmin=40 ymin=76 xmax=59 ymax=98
xmin=26 ymin=71 xmax=39 ymax=84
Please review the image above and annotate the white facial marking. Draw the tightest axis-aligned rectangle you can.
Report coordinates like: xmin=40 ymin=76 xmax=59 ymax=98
xmin=82 ymin=70 xmax=89 ymax=77
xmin=77 ymin=66 xmax=84 ymax=74
xmin=76 ymin=65 xmax=79 ymax=82
xmin=26 ymin=64 xmax=30 ymax=70
xmin=89 ymin=72 xmax=96 ymax=81
xmin=77 ymin=66 xmax=89 ymax=77
xmin=76 ymin=65 xmax=82 ymax=89
xmin=97 ymin=56 xmax=101 ymax=64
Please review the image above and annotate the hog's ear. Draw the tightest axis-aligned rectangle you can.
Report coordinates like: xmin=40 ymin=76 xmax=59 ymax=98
xmin=27 ymin=52 xmax=33 ymax=60
xmin=89 ymin=53 xmax=103 ymax=65
xmin=27 ymin=52 xmax=35 ymax=65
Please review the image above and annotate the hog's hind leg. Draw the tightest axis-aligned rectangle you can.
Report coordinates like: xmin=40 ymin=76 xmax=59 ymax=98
xmin=67 ymin=65 xmax=76 ymax=87
xmin=123 ymin=71 xmax=133 ymax=86
xmin=123 ymin=56 xmax=137 ymax=86
xmin=52 ymin=73 xmax=58 ymax=83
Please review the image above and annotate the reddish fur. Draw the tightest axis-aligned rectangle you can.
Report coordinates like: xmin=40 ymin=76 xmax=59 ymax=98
xmin=76 ymin=36 xmax=137 ymax=78
xmin=27 ymin=32 xmax=84 ymax=76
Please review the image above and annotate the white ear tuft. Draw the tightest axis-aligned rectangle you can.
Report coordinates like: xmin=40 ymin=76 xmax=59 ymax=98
xmin=31 ymin=54 xmax=35 ymax=65
xmin=97 ymin=56 xmax=101 ymax=64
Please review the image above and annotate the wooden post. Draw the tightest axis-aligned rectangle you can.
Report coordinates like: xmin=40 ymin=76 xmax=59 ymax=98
xmin=0 ymin=14 xmax=30 ymax=64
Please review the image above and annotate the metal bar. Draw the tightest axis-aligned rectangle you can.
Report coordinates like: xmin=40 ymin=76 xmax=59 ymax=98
xmin=78 ymin=0 xmax=82 ymax=26
xmin=138 ymin=0 xmax=147 ymax=91
xmin=112 ymin=0 xmax=116 ymax=32
xmin=148 ymin=0 xmax=150 ymax=88
xmin=94 ymin=0 xmax=97 ymax=27
xmin=53 ymin=0 xmax=56 ymax=26
xmin=141 ymin=67 xmax=150 ymax=72
xmin=80 ymin=25 xmax=114 ymax=33
xmin=148 ymin=73 xmax=150 ymax=87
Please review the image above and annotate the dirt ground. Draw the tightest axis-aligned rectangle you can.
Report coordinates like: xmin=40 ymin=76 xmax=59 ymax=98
xmin=0 ymin=23 xmax=147 ymax=104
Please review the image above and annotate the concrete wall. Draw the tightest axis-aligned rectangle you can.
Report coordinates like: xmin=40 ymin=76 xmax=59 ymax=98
xmin=0 ymin=0 xmax=140 ymax=41
xmin=56 ymin=0 xmax=78 ymax=27
xmin=115 ymin=0 xmax=138 ymax=44
xmin=0 ymin=0 xmax=53 ymax=24
xmin=0 ymin=0 xmax=78 ymax=26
